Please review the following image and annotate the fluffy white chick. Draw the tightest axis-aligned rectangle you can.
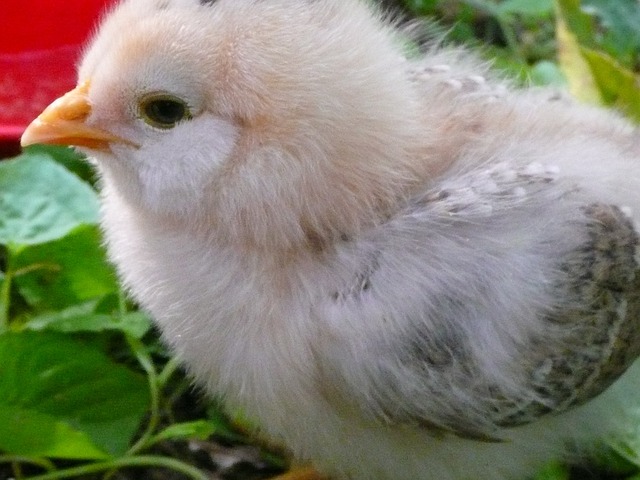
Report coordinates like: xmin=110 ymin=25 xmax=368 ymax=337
xmin=21 ymin=0 xmax=640 ymax=479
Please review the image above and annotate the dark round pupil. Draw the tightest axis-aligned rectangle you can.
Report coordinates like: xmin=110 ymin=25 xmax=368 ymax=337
xmin=146 ymin=99 xmax=186 ymax=125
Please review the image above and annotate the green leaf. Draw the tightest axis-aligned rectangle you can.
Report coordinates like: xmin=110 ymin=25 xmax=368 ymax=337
xmin=588 ymin=445 xmax=638 ymax=476
xmin=555 ymin=0 xmax=640 ymax=121
xmin=25 ymin=302 xmax=152 ymax=339
xmin=532 ymin=461 xmax=570 ymax=480
xmin=529 ymin=60 xmax=567 ymax=86
xmin=497 ymin=0 xmax=553 ymax=17
xmin=0 ymin=154 xmax=98 ymax=248
xmin=555 ymin=0 xmax=597 ymax=48
xmin=580 ymin=47 xmax=640 ymax=122
xmin=0 ymin=404 xmax=109 ymax=459
xmin=206 ymin=403 xmax=249 ymax=443
xmin=13 ymin=225 xmax=119 ymax=312
xmin=116 ymin=312 xmax=154 ymax=338
xmin=21 ymin=145 xmax=95 ymax=185
xmin=151 ymin=420 xmax=216 ymax=443
xmin=555 ymin=0 xmax=603 ymax=103
xmin=0 ymin=331 xmax=150 ymax=457
xmin=402 ymin=0 xmax=439 ymax=14
xmin=581 ymin=0 xmax=640 ymax=69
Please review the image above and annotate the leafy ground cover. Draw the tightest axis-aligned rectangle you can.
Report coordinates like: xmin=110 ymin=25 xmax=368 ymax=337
xmin=0 ymin=147 xmax=287 ymax=480
xmin=1 ymin=1 xmax=639 ymax=479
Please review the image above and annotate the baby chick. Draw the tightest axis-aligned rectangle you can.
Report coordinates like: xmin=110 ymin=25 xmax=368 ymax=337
xmin=21 ymin=0 xmax=640 ymax=479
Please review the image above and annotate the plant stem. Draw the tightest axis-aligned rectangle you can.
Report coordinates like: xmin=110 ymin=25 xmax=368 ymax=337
xmin=0 ymin=262 xmax=13 ymax=334
xmin=12 ymin=461 xmax=22 ymax=480
xmin=24 ymin=455 xmax=208 ymax=480
xmin=13 ymin=263 xmax=61 ymax=277
xmin=126 ymin=334 xmax=162 ymax=455
xmin=116 ymin=289 xmax=128 ymax=319
xmin=158 ymin=357 xmax=182 ymax=387
xmin=0 ymin=456 xmax=56 ymax=473
xmin=118 ymin=290 xmax=163 ymax=455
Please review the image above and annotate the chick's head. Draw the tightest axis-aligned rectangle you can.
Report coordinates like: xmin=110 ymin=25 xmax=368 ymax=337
xmin=23 ymin=0 xmax=427 ymax=250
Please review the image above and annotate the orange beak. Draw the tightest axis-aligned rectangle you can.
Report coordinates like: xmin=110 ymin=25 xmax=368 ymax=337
xmin=21 ymin=80 xmax=132 ymax=151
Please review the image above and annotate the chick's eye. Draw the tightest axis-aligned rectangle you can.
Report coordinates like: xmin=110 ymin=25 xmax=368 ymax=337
xmin=139 ymin=94 xmax=192 ymax=129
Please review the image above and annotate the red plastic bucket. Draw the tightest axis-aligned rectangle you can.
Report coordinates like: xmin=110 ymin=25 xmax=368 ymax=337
xmin=1 ymin=1 xmax=113 ymax=154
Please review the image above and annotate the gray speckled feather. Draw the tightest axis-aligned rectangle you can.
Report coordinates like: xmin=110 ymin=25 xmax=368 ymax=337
xmin=491 ymin=203 xmax=640 ymax=427
xmin=320 ymin=164 xmax=640 ymax=441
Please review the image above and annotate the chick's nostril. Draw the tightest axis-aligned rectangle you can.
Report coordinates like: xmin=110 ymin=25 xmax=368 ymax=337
xmin=42 ymin=80 xmax=92 ymax=122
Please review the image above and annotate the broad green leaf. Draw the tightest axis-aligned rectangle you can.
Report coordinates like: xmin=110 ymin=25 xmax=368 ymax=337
xmin=152 ymin=420 xmax=217 ymax=443
xmin=555 ymin=0 xmax=640 ymax=120
xmin=13 ymin=225 xmax=118 ymax=312
xmin=0 ymin=404 xmax=109 ymax=459
xmin=581 ymin=0 xmax=640 ymax=69
xmin=0 ymin=331 xmax=150 ymax=456
xmin=112 ymin=311 xmax=154 ymax=338
xmin=21 ymin=145 xmax=95 ymax=185
xmin=25 ymin=302 xmax=152 ymax=339
xmin=580 ymin=47 xmax=640 ymax=122
xmin=0 ymin=155 xmax=98 ymax=247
